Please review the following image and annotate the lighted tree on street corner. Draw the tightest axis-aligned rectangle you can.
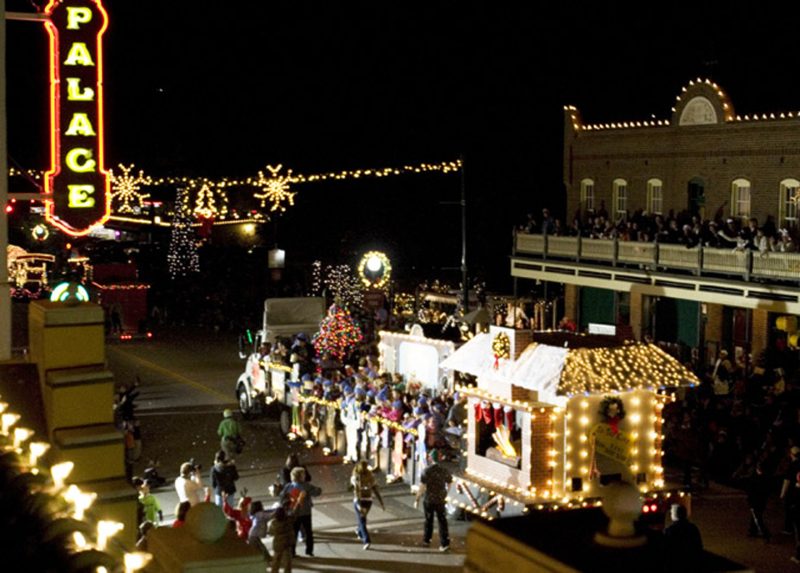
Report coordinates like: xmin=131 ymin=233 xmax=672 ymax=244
xmin=167 ymin=188 xmax=200 ymax=279
xmin=313 ymin=303 xmax=364 ymax=361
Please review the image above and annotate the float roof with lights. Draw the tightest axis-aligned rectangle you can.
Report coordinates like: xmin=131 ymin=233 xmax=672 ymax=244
xmin=441 ymin=330 xmax=699 ymax=406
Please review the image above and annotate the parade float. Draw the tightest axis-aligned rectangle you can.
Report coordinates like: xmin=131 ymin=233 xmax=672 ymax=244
xmin=441 ymin=326 xmax=698 ymax=520
xmin=378 ymin=324 xmax=456 ymax=394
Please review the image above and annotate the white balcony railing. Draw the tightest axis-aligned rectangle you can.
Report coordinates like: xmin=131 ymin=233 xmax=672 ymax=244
xmin=513 ymin=231 xmax=800 ymax=283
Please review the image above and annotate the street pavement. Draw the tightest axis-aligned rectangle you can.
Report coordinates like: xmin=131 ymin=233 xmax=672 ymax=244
xmin=107 ymin=326 xmax=797 ymax=573
xmin=107 ymin=328 xmax=466 ymax=572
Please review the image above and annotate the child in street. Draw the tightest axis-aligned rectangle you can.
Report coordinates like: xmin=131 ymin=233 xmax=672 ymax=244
xmin=248 ymin=500 xmax=273 ymax=562
xmin=268 ymin=506 xmax=294 ymax=573
xmin=138 ymin=479 xmax=163 ymax=527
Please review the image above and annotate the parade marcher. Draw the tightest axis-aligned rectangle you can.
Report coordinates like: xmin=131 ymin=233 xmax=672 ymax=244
xmin=210 ymin=450 xmax=239 ymax=507
xmin=663 ymin=504 xmax=704 ymax=572
xmin=414 ymin=448 xmax=452 ymax=552
xmin=268 ymin=506 xmax=294 ymax=573
xmin=218 ymin=409 xmax=244 ymax=459
xmin=351 ymin=460 xmax=385 ymax=550
xmin=175 ymin=461 xmax=204 ymax=506
xmin=280 ymin=466 xmax=322 ymax=557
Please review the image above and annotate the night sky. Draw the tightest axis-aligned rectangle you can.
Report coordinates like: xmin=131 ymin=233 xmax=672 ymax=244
xmin=7 ymin=1 xmax=800 ymax=291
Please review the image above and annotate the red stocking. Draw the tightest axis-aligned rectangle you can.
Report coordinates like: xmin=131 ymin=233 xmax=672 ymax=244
xmin=493 ymin=404 xmax=503 ymax=427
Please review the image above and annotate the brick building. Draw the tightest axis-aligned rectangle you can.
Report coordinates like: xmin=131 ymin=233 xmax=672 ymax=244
xmin=564 ymin=78 xmax=800 ymax=227
xmin=512 ymin=78 xmax=800 ymax=369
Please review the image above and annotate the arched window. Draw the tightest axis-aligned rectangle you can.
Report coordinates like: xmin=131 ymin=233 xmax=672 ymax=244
xmin=731 ymin=178 xmax=751 ymax=220
xmin=580 ymin=179 xmax=595 ymax=212
xmin=613 ymin=179 xmax=628 ymax=218
xmin=647 ymin=178 xmax=663 ymax=215
xmin=779 ymin=178 xmax=800 ymax=229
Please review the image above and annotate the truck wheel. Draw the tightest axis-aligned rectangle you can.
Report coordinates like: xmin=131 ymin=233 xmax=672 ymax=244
xmin=237 ymin=386 xmax=253 ymax=419
xmin=279 ymin=409 xmax=291 ymax=435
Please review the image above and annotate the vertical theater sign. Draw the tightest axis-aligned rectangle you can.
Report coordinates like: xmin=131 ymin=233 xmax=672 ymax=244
xmin=44 ymin=0 xmax=110 ymax=236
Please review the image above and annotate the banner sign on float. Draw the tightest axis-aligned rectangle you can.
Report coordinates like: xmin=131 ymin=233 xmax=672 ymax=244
xmin=43 ymin=0 xmax=111 ymax=236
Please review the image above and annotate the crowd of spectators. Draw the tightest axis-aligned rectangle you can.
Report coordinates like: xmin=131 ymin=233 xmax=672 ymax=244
xmin=520 ymin=203 xmax=797 ymax=254
xmin=662 ymin=338 xmax=800 ymax=542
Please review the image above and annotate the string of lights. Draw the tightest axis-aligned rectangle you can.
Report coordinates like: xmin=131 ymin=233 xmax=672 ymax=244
xmin=10 ymin=158 xmax=462 ymax=221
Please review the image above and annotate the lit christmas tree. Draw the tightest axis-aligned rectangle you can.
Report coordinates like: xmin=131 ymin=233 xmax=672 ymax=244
xmin=167 ymin=187 xmax=200 ymax=279
xmin=313 ymin=303 xmax=363 ymax=361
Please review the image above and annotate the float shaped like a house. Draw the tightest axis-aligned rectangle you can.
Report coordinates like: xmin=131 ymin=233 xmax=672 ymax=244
xmin=441 ymin=326 xmax=699 ymax=519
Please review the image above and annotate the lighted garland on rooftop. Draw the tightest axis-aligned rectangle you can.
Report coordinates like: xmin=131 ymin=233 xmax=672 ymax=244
xmin=559 ymin=343 xmax=699 ymax=397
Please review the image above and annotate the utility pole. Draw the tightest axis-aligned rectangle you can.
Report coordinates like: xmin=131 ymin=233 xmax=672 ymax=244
xmin=460 ymin=154 xmax=468 ymax=315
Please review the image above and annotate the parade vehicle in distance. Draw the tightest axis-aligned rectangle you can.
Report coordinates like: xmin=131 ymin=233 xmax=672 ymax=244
xmin=440 ymin=327 xmax=696 ymax=525
xmin=235 ymin=297 xmax=326 ymax=430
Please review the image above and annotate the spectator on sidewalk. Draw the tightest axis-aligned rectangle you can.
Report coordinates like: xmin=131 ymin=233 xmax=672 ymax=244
xmin=172 ymin=501 xmax=191 ymax=528
xmin=663 ymin=504 xmax=703 ymax=572
xmin=414 ymin=448 xmax=453 ymax=552
xmin=175 ymin=461 xmax=204 ymax=506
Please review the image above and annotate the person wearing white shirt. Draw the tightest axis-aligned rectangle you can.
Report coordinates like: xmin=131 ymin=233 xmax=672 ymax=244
xmin=174 ymin=462 xmax=204 ymax=505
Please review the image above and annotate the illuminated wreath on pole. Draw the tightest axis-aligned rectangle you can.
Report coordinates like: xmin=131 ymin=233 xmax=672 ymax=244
xmin=492 ymin=332 xmax=511 ymax=369
xmin=358 ymin=251 xmax=392 ymax=289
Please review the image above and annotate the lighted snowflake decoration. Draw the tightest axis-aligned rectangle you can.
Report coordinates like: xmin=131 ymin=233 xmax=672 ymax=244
xmin=110 ymin=164 xmax=150 ymax=214
xmin=193 ymin=181 xmax=228 ymax=219
xmin=254 ymin=164 xmax=296 ymax=212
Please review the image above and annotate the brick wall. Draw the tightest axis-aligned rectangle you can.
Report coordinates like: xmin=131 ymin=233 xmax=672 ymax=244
xmin=563 ymin=82 xmax=800 ymax=225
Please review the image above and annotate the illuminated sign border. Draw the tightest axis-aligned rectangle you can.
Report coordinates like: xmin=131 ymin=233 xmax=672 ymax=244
xmin=43 ymin=0 xmax=111 ymax=237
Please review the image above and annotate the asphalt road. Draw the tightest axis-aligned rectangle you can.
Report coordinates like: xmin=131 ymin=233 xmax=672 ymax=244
xmin=105 ymin=326 xmax=467 ymax=572
xmin=105 ymin=326 xmax=796 ymax=572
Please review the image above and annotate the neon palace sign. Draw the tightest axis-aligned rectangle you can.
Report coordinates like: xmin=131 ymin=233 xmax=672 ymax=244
xmin=43 ymin=0 xmax=110 ymax=237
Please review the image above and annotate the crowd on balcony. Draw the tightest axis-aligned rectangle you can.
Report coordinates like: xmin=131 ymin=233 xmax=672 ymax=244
xmin=520 ymin=204 xmax=797 ymax=254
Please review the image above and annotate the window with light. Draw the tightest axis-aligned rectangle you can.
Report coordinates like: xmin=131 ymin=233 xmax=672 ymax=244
xmin=647 ymin=179 xmax=663 ymax=215
xmin=731 ymin=178 xmax=751 ymax=220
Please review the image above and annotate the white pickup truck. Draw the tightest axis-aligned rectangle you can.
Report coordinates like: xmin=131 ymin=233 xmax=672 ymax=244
xmin=235 ymin=297 xmax=326 ymax=427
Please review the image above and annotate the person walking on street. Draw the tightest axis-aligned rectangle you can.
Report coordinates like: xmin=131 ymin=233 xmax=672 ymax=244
xmin=218 ymin=409 xmax=243 ymax=459
xmin=663 ymin=504 xmax=703 ymax=572
xmin=174 ymin=461 xmax=204 ymax=506
xmin=279 ymin=454 xmax=312 ymax=488
xmin=414 ymin=448 xmax=452 ymax=552
xmin=210 ymin=450 xmax=239 ymax=507
xmin=280 ymin=466 xmax=322 ymax=557
xmin=268 ymin=505 xmax=294 ymax=573
xmin=351 ymin=460 xmax=385 ymax=550
xmin=248 ymin=500 xmax=273 ymax=562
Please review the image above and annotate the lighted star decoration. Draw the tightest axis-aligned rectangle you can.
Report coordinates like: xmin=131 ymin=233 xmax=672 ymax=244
xmin=110 ymin=164 xmax=151 ymax=214
xmin=254 ymin=164 xmax=296 ymax=212
xmin=193 ymin=181 xmax=228 ymax=219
